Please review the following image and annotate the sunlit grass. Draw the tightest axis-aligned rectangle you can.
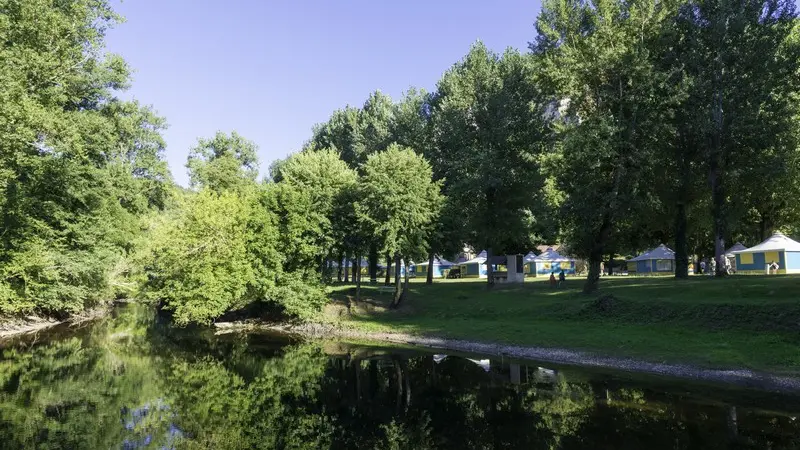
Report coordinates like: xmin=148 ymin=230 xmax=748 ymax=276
xmin=327 ymin=275 xmax=800 ymax=373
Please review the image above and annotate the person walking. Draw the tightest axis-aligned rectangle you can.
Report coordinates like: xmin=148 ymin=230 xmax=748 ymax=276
xmin=549 ymin=272 xmax=557 ymax=288
xmin=558 ymin=269 xmax=566 ymax=288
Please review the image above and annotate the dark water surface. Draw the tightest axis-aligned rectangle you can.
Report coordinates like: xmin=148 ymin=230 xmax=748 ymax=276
xmin=1 ymin=304 xmax=799 ymax=449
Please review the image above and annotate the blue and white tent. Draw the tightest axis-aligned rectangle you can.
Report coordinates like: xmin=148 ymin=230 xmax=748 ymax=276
xmin=414 ymin=256 xmax=455 ymax=279
xmin=459 ymin=250 xmax=488 ymax=278
xmin=531 ymin=248 xmax=576 ymax=276
xmin=627 ymin=244 xmax=675 ymax=274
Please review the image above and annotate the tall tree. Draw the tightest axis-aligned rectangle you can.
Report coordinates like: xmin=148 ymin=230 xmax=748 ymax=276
xmin=675 ymin=0 xmax=800 ymax=274
xmin=432 ymin=43 xmax=548 ymax=287
xmin=0 ymin=0 xmax=171 ymax=315
xmin=357 ymin=145 xmax=443 ymax=307
xmin=279 ymin=148 xmax=358 ymax=278
xmin=533 ymin=0 xmax=681 ymax=292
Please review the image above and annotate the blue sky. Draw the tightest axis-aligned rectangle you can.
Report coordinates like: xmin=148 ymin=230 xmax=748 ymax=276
xmin=104 ymin=0 xmax=542 ymax=186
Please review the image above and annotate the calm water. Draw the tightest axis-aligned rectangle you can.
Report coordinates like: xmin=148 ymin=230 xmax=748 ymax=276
xmin=1 ymin=304 xmax=799 ymax=449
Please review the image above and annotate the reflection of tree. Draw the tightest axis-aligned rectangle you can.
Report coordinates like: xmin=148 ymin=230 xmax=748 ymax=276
xmin=5 ymin=306 xmax=800 ymax=449
xmin=0 ymin=305 xmax=173 ymax=449
xmin=523 ymin=375 xmax=594 ymax=450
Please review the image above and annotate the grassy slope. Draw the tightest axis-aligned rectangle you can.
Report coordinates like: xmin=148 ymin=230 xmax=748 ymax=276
xmin=327 ymin=275 xmax=800 ymax=374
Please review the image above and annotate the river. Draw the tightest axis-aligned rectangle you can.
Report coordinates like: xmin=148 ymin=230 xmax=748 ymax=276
xmin=0 ymin=303 xmax=798 ymax=449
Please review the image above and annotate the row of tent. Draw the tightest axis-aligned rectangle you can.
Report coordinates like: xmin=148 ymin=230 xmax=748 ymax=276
xmin=331 ymin=247 xmax=578 ymax=279
xmin=332 ymin=231 xmax=800 ymax=279
xmin=626 ymin=232 xmax=800 ymax=274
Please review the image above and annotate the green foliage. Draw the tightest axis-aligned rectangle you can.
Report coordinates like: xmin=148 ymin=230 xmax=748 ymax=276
xmin=431 ymin=43 xmax=550 ymax=254
xmin=0 ymin=0 xmax=170 ymax=317
xmin=186 ymin=131 xmax=259 ymax=193
xmin=358 ymin=145 xmax=443 ymax=260
xmin=146 ymin=190 xmax=258 ymax=325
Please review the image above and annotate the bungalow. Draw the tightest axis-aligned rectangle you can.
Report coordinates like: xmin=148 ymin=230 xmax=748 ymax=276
xmin=459 ymin=250 xmax=488 ymax=278
xmin=724 ymin=242 xmax=748 ymax=271
xmin=627 ymin=244 xmax=675 ymax=274
xmin=733 ymin=232 xmax=800 ymax=274
xmin=414 ymin=256 xmax=455 ymax=279
xmin=531 ymin=248 xmax=576 ymax=276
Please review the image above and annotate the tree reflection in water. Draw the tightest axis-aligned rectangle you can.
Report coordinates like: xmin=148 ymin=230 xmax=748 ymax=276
xmin=0 ymin=304 xmax=799 ymax=449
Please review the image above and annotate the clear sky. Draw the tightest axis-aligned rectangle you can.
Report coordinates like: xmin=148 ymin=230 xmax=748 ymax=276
xmin=104 ymin=0 xmax=543 ymax=186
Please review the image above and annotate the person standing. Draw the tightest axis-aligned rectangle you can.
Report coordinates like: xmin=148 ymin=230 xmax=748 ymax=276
xmin=558 ymin=269 xmax=566 ymax=288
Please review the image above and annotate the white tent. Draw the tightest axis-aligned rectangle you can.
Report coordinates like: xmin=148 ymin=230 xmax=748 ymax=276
xmin=731 ymin=232 xmax=800 ymax=274
xmin=732 ymin=232 xmax=800 ymax=254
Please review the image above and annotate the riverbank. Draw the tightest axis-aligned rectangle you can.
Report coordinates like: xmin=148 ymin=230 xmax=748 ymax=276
xmin=321 ymin=276 xmax=800 ymax=375
xmin=0 ymin=306 xmax=110 ymax=340
xmin=237 ymin=320 xmax=800 ymax=392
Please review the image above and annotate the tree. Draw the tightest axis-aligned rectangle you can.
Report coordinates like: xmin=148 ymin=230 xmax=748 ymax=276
xmin=308 ymin=106 xmax=364 ymax=167
xmin=278 ymin=148 xmax=358 ymax=277
xmin=533 ymin=0 xmax=681 ymax=292
xmin=357 ymin=145 xmax=443 ymax=307
xmin=673 ymin=0 xmax=800 ymax=274
xmin=186 ymin=131 xmax=258 ymax=193
xmin=432 ymin=43 xmax=548 ymax=287
xmin=146 ymin=190 xmax=259 ymax=325
xmin=0 ymin=0 xmax=171 ymax=316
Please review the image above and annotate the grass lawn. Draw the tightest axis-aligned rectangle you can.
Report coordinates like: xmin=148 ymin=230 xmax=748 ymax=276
xmin=327 ymin=275 xmax=800 ymax=374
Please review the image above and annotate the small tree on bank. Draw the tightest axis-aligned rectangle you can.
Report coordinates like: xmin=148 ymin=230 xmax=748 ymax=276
xmin=357 ymin=145 xmax=443 ymax=307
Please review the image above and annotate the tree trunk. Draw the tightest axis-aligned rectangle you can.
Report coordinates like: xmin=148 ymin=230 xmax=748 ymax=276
xmin=337 ymin=253 xmax=343 ymax=282
xmin=343 ymin=256 xmax=349 ymax=283
xmin=402 ymin=258 xmax=410 ymax=302
xmin=384 ymin=253 xmax=392 ymax=285
xmin=426 ymin=252 xmax=434 ymax=284
xmin=355 ymin=254 xmax=362 ymax=303
xmin=675 ymin=201 xmax=689 ymax=279
xmin=585 ymin=258 xmax=602 ymax=294
xmin=486 ymin=247 xmax=494 ymax=288
xmin=391 ymin=254 xmax=402 ymax=308
xmin=583 ymin=219 xmax=612 ymax=294
xmin=368 ymin=244 xmax=378 ymax=284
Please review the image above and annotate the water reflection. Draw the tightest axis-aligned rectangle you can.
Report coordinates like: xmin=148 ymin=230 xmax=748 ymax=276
xmin=0 ymin=304 xmax=799 ymax=449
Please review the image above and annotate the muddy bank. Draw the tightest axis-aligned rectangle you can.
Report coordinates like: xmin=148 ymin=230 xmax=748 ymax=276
xmin=215 ymin=320 xmax=800 ymax=393
xmin=0 ymin=306 xmax=110 ymax=340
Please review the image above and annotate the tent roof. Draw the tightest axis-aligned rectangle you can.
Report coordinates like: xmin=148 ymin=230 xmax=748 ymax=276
xmin=724 ymin=242 xmax=748 ymax=256
xmin=533 ymin=248 xmax=574 ymax=262
xmin=415 ymin=256 xmax=455 ymax=267
xmin=628 ymin=244 xmax=675 ymax=262
xmin=523 ymin=251 xmax=537 ymax=263
xmin=733 ymin=232 xmax=800 ymax=253
xmin=462 ymin=250 xmax=487 ymax=265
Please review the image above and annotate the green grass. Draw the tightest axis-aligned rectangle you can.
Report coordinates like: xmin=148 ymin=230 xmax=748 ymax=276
xmin=327 ymin=275 xmax=800 ymax=374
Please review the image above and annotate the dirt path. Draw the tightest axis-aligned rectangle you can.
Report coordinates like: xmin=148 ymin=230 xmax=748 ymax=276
xmin=215 ymin=320 xmax=800 ymax=393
